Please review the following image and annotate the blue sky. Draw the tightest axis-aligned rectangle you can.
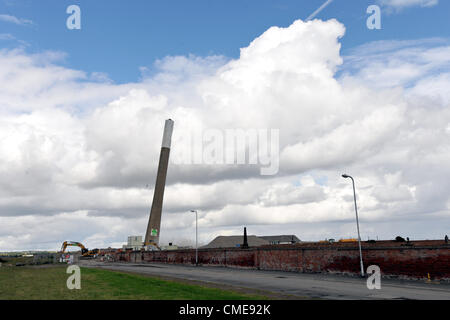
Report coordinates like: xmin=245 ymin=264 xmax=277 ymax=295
xmin=1 ymin=0 xmax=449 ymax=83
xmin=1 ymin=1 xmax=450 ymax=250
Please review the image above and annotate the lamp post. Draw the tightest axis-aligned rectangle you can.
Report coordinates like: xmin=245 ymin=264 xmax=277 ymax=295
xmin=190 ymin=210 xmax=198 ymax=266
xmin=342 ymin=174 xmax=365 ymax=277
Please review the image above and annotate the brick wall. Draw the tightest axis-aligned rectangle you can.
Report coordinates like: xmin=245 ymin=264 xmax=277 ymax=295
xmin=108 ymin=241 xmax=450 ymax=280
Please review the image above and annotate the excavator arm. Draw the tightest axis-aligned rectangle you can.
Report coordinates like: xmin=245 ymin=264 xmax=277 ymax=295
xmin=60 ymin=241 xmax=88 ymax=255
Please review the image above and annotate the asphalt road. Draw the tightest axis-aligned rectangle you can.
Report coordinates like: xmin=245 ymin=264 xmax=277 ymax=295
xmin=83 ymin=262 xmax=450 ymax=300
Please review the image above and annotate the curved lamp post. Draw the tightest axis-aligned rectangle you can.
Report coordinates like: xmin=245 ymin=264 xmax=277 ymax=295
xmin=342 ymin=174 xmax=365 ymax=277
xmin=190 ymin=210 xmax=198 ymax=266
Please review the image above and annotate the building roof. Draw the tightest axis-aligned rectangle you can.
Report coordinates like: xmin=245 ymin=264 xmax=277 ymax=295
xmin=201 ymin=235 xmax=269 ymax=249
xmin=259 ymin=235 xmax=301 ymax=243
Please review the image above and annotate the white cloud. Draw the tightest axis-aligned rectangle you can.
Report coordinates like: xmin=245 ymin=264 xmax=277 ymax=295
xmin=0 ymin=18 xmax=449 ymax=251
xmin=340 ymin=39 xmax=450 ymax=89
xmin=0 ymin=211 xmax=146 ymax=251
xmin=378 ymin=0 xmax=438 ymax=11
xmin=0 ymin=14 xmax=32 ymax=26
xmin=0 ymin=33 xmax=15 ymax=40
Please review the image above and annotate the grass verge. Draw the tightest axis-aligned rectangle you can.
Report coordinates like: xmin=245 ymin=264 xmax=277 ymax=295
xmin=0 ymin=265 xmax=267 ymax=300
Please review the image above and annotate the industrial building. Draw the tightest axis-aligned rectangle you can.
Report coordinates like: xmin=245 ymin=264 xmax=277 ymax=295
xmin=201 ymin=235 xmax=301 ymax=249
xmin=260 ymin=235 xmax=301 ymax=245
xmin=122 ymin=236 xmax=144 ymax=251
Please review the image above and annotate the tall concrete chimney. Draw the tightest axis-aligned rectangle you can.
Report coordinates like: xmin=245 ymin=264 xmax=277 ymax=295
xmin=144 ymin=119 xmax=174 ymax=247
xmin=242 ymin=227 xmax=249 ymax=249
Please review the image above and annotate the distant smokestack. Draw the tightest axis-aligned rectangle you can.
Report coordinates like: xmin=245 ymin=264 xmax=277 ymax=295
xmin=144 ymin=119 xmax=174 ymax=247
xmin=242 ymin=227 xmax=249 ymax=249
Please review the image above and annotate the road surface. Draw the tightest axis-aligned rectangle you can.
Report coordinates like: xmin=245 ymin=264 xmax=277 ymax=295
xmin=82 ymin=262 xmax=450 ymax=300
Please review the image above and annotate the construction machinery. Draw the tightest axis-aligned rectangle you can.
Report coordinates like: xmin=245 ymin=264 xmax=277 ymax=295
xmin=339 ymin=238 xmax=358 ymax=243
xmin=319 ymin=239 xmax=336 ymax=244
xmin=60 ymin=241 xmax=99 ymax=258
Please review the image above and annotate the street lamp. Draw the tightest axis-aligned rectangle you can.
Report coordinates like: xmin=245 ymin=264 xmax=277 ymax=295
xmin=190 ymin=210 xmax=198 ymax=266
xmin=342 ymin=174 xmax=365 ymax=277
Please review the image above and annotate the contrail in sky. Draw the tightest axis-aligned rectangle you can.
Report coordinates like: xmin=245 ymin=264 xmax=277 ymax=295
xmin=306 ymin=0 xmax=335 ymax=21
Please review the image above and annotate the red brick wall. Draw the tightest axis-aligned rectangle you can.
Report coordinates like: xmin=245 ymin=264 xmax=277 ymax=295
xmin=323 ymin=247 xmax=450 ymax=279
xmin=109 ymin=241 xmax=450 ymax=280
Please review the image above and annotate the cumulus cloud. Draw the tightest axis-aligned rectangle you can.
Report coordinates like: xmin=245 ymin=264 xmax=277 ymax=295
xmin=0 ymin=18 xmax=449 ymax=250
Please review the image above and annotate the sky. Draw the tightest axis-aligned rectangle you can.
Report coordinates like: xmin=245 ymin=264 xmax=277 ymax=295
xmin=0 ymin=0 xmax=449 ymax=251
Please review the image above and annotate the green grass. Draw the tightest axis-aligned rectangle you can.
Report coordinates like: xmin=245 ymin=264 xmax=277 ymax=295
xmin=0 ymin=265 xmax=266 ymax=300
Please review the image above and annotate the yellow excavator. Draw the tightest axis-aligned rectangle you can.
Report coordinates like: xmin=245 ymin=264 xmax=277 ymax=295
xmin=60 ymin=241 xmax=99 ymax=258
